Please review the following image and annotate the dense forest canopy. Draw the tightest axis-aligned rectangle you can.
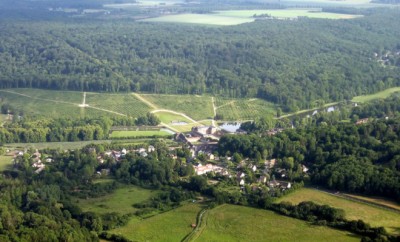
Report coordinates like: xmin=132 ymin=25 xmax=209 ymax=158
xmin=0 ymin=8 xmax=399 ymax=111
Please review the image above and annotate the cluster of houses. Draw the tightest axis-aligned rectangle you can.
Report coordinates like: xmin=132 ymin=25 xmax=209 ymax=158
xmin=97 ymin=145 xmax=156 ymax=163
xmin=10 ymin=149 xmax=53 ymax=174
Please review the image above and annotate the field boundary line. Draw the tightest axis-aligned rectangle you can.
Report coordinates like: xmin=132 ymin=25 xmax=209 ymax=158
xmin=310 ymin=187 xmax=400 ymax=214
xmin=151 ymin=110 xmax=201 ymax=125
xmin=133 ymin=93 xmax=158 ymax=109
xmin=0 ymin=90 xmax=79 ymax=106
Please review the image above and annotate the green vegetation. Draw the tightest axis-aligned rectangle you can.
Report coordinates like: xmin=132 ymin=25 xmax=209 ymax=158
xmin=215 ymin=98 xmax=276 ymax=120
xmin=78 ymin=185 xmax=159 ymax=215
xmin=86 ymin=93 xmax=151 ymax=117
xmin=110 ymin=203 xmax=203 ymax=242
xmin=352 ymin=87 xmax=400 ymax=103
xmin=3 ymin=140 xmax=112 ymax=150
xmin=110 ymin=130 xmax=172 ymax=138
xmin=144 ymin=94 xmax=214 ymax=120
xmin=195 ymin=204 xmax=359 ymax=242
xmin=215 ymin=9 xmax=363 ymax=19
xmin=276 ymin=188 xmax=400 ymax=235
xmin=0 ymin=155 xmax=12 ymax=171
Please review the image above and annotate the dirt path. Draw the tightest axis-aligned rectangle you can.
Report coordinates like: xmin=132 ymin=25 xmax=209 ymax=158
xmin=215 ymin=100 xmax=235 ymax=109
xmin=211 ymin=97 xmax=216 ymax=126
xmin=151 ymin=109 xmax=201 ymax=125
xmin=133 ymin=93 xmax=158 ymax=109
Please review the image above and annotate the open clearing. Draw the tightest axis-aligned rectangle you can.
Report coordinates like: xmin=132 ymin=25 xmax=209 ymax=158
xmin=194 ymin=204 xmax=359 ymax=242
xmin=110 ymin=130 xmax=172 ymax=138
xmin=215 ymin=97 xmax=276 ymax=121
xmin=215 ymin=9 xmax=363 ymax=19
xmin=77 ymin=185 xmax=158 ymax=215
xmin=141 ymin=9 xmax=362 ymax=26
xmin=0 ymin=155 xmax=13 ymax=171
xmin=143 ymin=94 xmax=214 ymax=120
xmin=110 ymin=203 xmax=203 ymax=242
xmin=276 ymin=188 xmax=400 ymax=235
xmin=352 ymin=87 xmax=400 ymax=103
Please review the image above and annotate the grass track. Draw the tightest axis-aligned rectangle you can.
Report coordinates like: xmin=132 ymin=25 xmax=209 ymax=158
xmin=110 ymin=203 xmax=203 ymax=242
xmin=351 ymin=87 xmax=400 ymax=103
xmin=194 ymin=204 xmax=359 ymax=242
xmin=276 ymin=188 xmax=400 ymax=235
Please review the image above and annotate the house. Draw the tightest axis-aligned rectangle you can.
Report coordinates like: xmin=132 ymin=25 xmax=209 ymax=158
xmin=140 ymin=151 xmax=148 ymax=157
xmin=265 ymin=159 xmax=277 ymax=169
xmin=251 ymin=165 xmax=257 ymax=172
xmin=237 ymin=172 xmax=245 ymax=179
xmin=356 ymin=118 xmax=369 ymax=125
xmin=268 ymin=180 xmax=280 ymax=188
xmin=148 ymin=145 xmax=155 ymax=153
xmin=194 ymin=163 xmax=224 ymax=175
xmin=121 ymin=148 xmax=127 ymax=155
xmin=258 ymin=175 xmax=267 ymax=184
xmin=239 ymin=179 xmax=245 ymax=186
xmin=302 ymin=165 xmax=309 ymax=173
xmin=280 ymin=181 xmax=291 ymax=189
xmin=207 ymin=153 xmax=215 ymax=160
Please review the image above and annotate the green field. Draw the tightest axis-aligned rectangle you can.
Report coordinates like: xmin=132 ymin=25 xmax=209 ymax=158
xmin=276 ymin=188 xmax=400 ymax=235
xmin=0 ymin=155 xmax=13 ymax=171
xmin=143 ymin=94 xmax=214 ymax=120
xmin=85 ymin=93 xmax=151 ymax=117
xmin=111 ymin=203 xmax=203 ymax=242
xmin=194 ymin=204 xmax=359 ymax=242
xmin=110 ymin=130 xmax=172 ymax=138
xmin=215 ymin=9 xmax=363 ymax=19
xmin=78 ymin=185 xmax=158 ymax=215
xmin=215 ymin=98 xmax=276 ymax=121
xmin=141 ymin=14 xmax=255 ymax=26
xmin=352 ymin=87 xmax=400 ymax=103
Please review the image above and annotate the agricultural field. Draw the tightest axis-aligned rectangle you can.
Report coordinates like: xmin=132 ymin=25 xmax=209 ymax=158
xmin=0 ymin=89 xmax=114 ymax=119
xmin=276 ymin=188 xmax=400 ymax=235
xmin=110 ymin=130 xmax=172 ymax=138
xmin=194 ymin=204 xmax=359 ymax=242
xmin=215 ymin=98 xmax=276 ymax=121
xmin=0 ymin=155 xmax=13 ymax=171
xmin=85 ymin=93 xmax=151 ymax=117
xmin=140 ymin=14 xmax=255 ymax=26
xmin=77 ymin=184 xmax=159 ymax=215
xmin=352 ymin=87 xmax=400 ymax=103
xmin=215 ymin=9 xmax=363 ymax=19
xmin=110 ymin=203 xmax=203 ymax=242
xmin=143 ymin=94 xmax=214 ymax=121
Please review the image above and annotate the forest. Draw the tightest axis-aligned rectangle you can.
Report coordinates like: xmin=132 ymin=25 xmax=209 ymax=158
xmin=0 ymin=8 xmax=399 ymax=111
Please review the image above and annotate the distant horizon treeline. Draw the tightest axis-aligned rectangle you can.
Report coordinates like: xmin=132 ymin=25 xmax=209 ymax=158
xmin=0 ymin=8 xmax=399 ymax=111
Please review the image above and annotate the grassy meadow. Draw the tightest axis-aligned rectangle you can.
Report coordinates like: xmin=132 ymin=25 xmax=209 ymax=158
xmin=352 ymin=87 xmax=400 ymax=103
xmin=143 ymin=94 xmax=214 ymax=120
xmin=215 ymin=9 xmax=363 ymax=19
xmin=215 ymin=98 xmax=276 ymax=121
xmin=110 ymin=203 xmax=203 ymax=242
xmin=77 ymin=185 xmax=158 ymax=215
xmin=110 ymin=130 xmax=172 ymax=138
xmin=276 ymin=188 xmax=400 ymax=235
xmin=194 ymin=204 xmax=359 ymax=242
xmin=0 ymin=155 xmax=13 ymax=171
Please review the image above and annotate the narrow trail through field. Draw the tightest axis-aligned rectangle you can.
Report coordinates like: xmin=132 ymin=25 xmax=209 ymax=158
xmin=182 ymin=206 xmax=212 ymax=242
xmin=215 ymin=100 xmax=236 ymax=109
xmin=211 ymin=97 xmax=216 ymax=127
xmin=86 ymin=106 xmax=127 ymax=116
xmin=151 ymin=109 xmax=201 ymax=125
xmin=160 ymin=122 xmax=180 ymax=133
xmin=0 ymin=90 xmax=78 ymax=106
xmin=133 ymin=93 xmax=158 ymax=109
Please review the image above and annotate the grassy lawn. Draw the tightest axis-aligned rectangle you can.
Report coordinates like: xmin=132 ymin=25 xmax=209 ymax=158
xmin=110 ymin=130 xmax=172 ymax=138
xmin=110 ymin=203 xmax=203 ymax=242
xmin=4 ymin=140 xmax=112 ymax=150
xmin=144 ymin=94 xmax=214 ymax=120
xmin=77 ymin=185 xmax=158 ymax=215
xmin=215 ymin=98 xmax=276 ymax=121
xmin=215 ymin=9 xmax=362 ymax=19
xmin=351 ymin=87 xmax=400 ymax=103
xmin=195 ymin=204 xmax=359 ymax=242
xmin=0 ymin=155 xmax=13 ymax=171
xmin=276 ymin=188 xmax=400 ymax=235
xmin=155 ymin=111 xmax=194 ymax=124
